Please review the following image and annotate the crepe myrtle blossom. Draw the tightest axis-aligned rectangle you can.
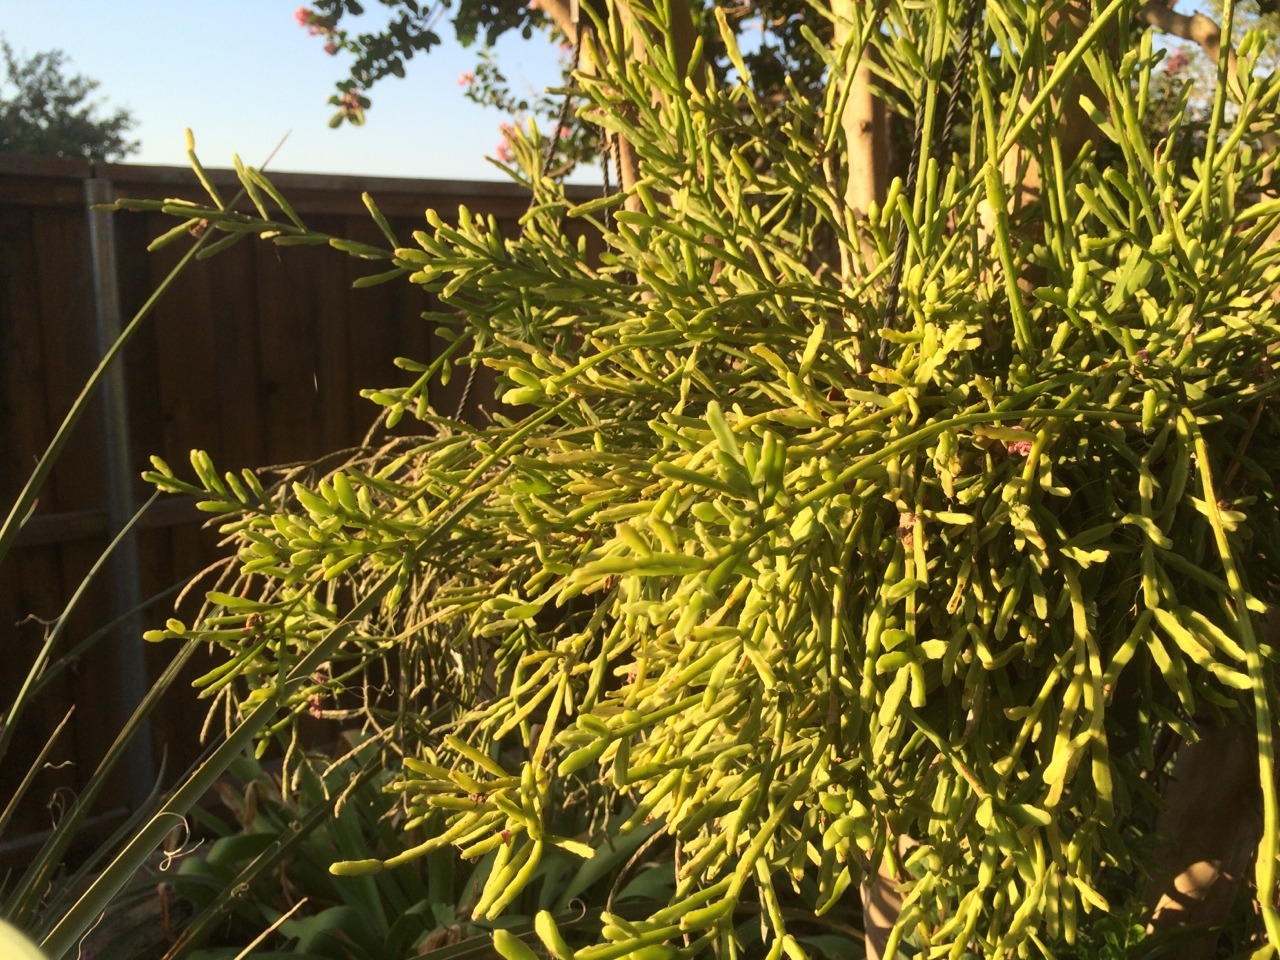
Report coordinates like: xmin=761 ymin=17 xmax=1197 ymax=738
xmin=294 ymin=6 xmax=334 ymax=37
xmin=330 ymin=88 xmax=367 ymax=123
xmin=496 ymin=121 xmax=518 ymax=162
xmin=458 ymin=70 xmax=475 ymax=87
xmin=1006 ymin=426 xmax=1034 ymax=457
xmin=1163 ymin=46 xmax=1189 ymax=74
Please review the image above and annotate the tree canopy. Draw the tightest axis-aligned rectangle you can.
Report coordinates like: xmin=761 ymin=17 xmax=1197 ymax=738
xmin=0 ymin=35 xmax=137 ymax=162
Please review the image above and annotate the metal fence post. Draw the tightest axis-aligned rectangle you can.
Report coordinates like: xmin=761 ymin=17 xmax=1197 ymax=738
xmin=84 ymin=176 xmax=153 ymax=808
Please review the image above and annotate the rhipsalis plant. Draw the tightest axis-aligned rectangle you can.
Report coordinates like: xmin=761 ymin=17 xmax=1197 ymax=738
xmin=129 ymin=0 xmax=1280 ymax=956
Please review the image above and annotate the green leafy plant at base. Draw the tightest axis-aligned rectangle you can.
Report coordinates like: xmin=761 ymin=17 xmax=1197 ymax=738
xmin=156 ymin=736 xmax=713 ymax=960
xmin=166 ymin=740 xmax=505 ymax=959
xmin=119 ymin=0 xmax=1280 ymax=957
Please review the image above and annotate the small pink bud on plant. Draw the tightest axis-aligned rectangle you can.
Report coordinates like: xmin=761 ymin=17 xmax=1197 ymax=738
xmin=1006 ymin=426 xmax=1034 ymax=457
xmin=1163 ymin=47 xmax=1188 ymax=74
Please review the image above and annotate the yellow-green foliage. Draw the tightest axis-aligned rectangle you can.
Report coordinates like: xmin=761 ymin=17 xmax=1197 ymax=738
xmin=138 ymin=1 xmax=1280 ymax=956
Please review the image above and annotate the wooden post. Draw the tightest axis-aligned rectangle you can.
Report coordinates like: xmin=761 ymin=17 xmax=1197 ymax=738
xmin=84 ymin=175 xmax=153 ymax=809
xmin=831 ymin=1 xmax=891 ymax=227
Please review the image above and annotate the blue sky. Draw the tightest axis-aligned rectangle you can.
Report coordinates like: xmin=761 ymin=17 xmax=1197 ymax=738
xmin=0 ymin=0 xmax=574 ymax=181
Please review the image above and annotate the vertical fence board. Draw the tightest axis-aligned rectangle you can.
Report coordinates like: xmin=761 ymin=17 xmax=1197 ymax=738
xmin=310 ymin=214 xmax=358 ymax=453
xmin=117 ymin=210 xmax=168 ymax=504
xmin=31 ymin=207 xmax=100 ymax=512
xmin=205 ymin=234 xmax=268 ymax=472
xmin=0 ymin=206 xmax=47 ymax=507
xmin=0 ymin=196 xmax=68 ymax=846
xmin=255 ymin=242 xmax=324 ymax=464
xmin=342 ymin=241 xmax=408 ymax=430
xmin=151 ymin=244 xmax=225 ymax=470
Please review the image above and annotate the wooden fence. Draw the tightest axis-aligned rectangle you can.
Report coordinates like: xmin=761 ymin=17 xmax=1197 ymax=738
xmin=0 ymin=153 xmax=595 ymax=854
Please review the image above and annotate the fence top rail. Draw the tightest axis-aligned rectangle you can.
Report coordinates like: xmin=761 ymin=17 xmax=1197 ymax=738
xmin=0 ymin=153 xmax=604 ymax=216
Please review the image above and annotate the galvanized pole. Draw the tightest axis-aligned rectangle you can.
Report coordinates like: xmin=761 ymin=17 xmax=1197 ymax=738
xmin=84 ymin=175 xmax=154 ymax=808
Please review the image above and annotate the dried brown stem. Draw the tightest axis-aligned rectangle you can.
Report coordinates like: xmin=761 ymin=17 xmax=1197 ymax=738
xmin=542 ymin=0 xmax=698 ymax=212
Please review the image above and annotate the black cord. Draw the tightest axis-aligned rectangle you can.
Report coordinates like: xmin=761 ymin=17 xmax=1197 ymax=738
xmin=542 ymin=14 xmax=585 ymax=178
xmin=879 ymin=100 xmax=928 ymax=362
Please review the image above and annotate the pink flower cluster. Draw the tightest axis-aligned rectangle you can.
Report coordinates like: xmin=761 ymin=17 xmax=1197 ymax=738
xmin=458 ymin=70 xmax=475 ymax=87
xmin=335 ymin=88 xmax=366 ymax=122
xmin=1163 ymin=47 xmax=1189 ymax=74
xmin=496 ymin=121 xmax=517 ymax=163
xmin=1005 ymin=426 xmax=1034 ymax=457
xmin=294 ymin=6 xmax=335 ymax=38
